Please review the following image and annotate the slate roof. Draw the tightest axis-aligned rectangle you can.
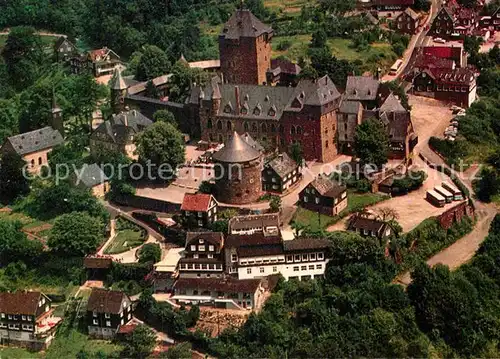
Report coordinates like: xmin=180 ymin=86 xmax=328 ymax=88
xmin=380 ymin=111 xmax=412 ymax=141
xmin=307 ymin=174 xmax=346 ymax=198
xmin=83 ymin=257 xmax=113 ymax=269
xmin=110 ymin=68 xmax=127 ymax=90
xmin=87 ymin=288 xmax=128 ymax=314
xmin=345 ymin=76 xmax=380 ymax=101
xmin=181 ymin=193 xmax=215 ymax=212
xmin=0 ymin=291 xmax=43 ymax=315
xmin=212 ymin=132 xmax=262 ymax=163
xmin=428 ymin=67 xmax=476 ymax=86
xmin=266 ymin=153 xmax=298 ymax=178
xmin=225 ymin=233 xmax=282 ymax=248
xmin=288 ymin=76 xmax=341 ymax=108
xmin=348 ymin=216 xmax=387 ymax=233
xmin=174 ymin=277 xmax=263 ymax=293
xmin=270 ymin=58 xmax=302 ymax=75
xmin=75 ymin=163 xmax=109 ymax=188
xmin=221 ymin=9 xmax=273 ymax=40
xmin=91 ymin=110 xmax=152 ymax=144
xmin=283 ymin=237 xmax=331 ymax=252
xmin=5 ymin=127 xmax=64 ymax=156
xmin=379 ymin=93 xmax=406 ymax=113
xmin=228 ymin=213 xmax=280 ymax=232
xmin=185 ymin=231 xmax=223 ymax=249
xmin=242 ymin=133 xmax=264 ymax=152
xmin=54 ymin=36 xmax=76 ymax=51
xmin=339 ymin=100 xmax=362 ymax=114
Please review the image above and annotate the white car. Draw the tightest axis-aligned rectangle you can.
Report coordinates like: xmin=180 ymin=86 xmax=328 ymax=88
xmin=434 ymin=38 xmax=446 ymax=44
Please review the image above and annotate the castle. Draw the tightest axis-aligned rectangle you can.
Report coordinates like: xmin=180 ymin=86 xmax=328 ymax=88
xmin=111 ymin=7 xmax=414 ymax=164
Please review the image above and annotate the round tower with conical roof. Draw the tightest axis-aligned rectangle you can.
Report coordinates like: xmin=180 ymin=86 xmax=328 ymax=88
xmin=212 ymin=132 xmax=263 ymax=204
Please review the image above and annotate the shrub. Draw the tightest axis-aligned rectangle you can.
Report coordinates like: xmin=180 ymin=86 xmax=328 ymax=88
xmin=276 ymin=40 xmax=292 ymax=51
xmin=138 ymin=243 xmax=161 ymax=263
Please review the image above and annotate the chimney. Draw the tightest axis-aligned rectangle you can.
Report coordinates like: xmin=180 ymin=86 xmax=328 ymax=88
xmin=234 ymin=86 xmax=241 ymax=114
xmin=376 ymin=67 xmax=381 ymax=80
xmin=124 ymin=114 xmax=128 ymax=127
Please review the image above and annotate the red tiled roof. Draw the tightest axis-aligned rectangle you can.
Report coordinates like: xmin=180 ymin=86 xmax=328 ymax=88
xmin=117 ymin=324 xmax=137 ymax=334
xmin=88 ymin=48 xmax=109 ymax=61
xmin=0 ymin=291 xmax=42 ymax=315
xmin=181 ymin=193 xmax=213 ymax=212
xmin=423 ymin=46 xmax=462 ymax=60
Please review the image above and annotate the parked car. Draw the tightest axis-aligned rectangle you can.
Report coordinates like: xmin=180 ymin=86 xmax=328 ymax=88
xmin=434 ymin=38 xmax=446 ymax=44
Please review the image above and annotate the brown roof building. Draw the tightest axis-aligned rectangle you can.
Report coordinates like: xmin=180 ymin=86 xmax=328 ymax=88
xmin=262 ymin=153 xmax=301 ymax=193
xmin=394 ymin=8 xmax=420 ymax=34
xmin=180 ymin=193 xmax=218 ymax=228
xmin=87 ymin=288 xmax=132 ymax=339
xmin=178 ymin=232 xmax=225 ymax=279
xmin=299 ymin=174 xmax=348 ymax=216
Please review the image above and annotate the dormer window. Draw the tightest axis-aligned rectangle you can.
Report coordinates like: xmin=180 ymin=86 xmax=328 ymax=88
xmin=264 ymin=95 xmax=270 ymax=102
xmin=291 ymin=98 xmax=302 ymax=108
xmin=244 ymin=94 xmax=250 ymax=101
xmin=241 ymin=103 xmax=249 ymax=115
xmin=253 ymin=104 xmax=262 ymax=116
xmin=268 ymin=105 xmax=276 ymax=117
xmin=224 ymin=103 xmax=233 ymax=113
xmin=299 ymin=91 xmax=305 ymax=99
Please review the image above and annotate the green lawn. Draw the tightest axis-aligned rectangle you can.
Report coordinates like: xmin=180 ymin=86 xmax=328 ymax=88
xmin=272 ymin=34 xmax=311 ymax=61
xmin=264 ymin=0 xmax=311 ymax=14
xmin=0 ymin=34 xmax=57 ymax=51
xmin=293 ymin=192 xmax=389 ymax=231
xmin=0 ymin=347 xmax=40 ymax=358
xmin=103 ymin=229 xmax=146 ymax=254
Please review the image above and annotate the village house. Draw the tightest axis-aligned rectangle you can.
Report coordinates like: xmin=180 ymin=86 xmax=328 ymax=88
xmin=86 ymin=288 xmax=132 ymax=339
xmin=344 ymin=75 xmax=381 ymax=110
xmin=262 ymin=153 xmax=301 ymax=193
xmin=90 ymin=110 xmax=153 ymax=159
xmin=394 ymin=7 xmax=420 ymax=34
xmin=492 ymin=7 xmax=500 ymax=30
xmin=412 ymin=67 xmax=477 ymax=107
xmin=347 ymin=214 xmax=393 ymax=240
xmin=228 ymin=213 xmax=280 ymax=236
xmin=1 ymin=126 xmax=64 ymax=174
xmin=171 ymin=277 xmax=266 ymax=310
xmin=428 ymin=0 xmax=479 ymax=39
xmin=423 ymin=44 xmax=467 ymax=67
xmin=71 ymin=163 xmax=110 ymax=198
xmin=180 ymin=193 xmax=218 ymax=228
xmin=224 ymin=234 xmax=332 ymax=281
xmin=266 ymin=58 xmax=302 ymax=87
xmin=83 ymin=257 xmax=113 ymax=281
xmin=71 ymin=47 xmax=121 ymax=77
xmin=358 ymin=0 xmax=415 ymax=19
xmin=337 ymin=100 xmax=363 ymax=154
xmin=53 ymin=36 xmax=78 ymax=62
xmin=0 ymin=291 xmax=62 ymax=350
xmin=178 ymin=232 xmax=225 ymax=278
xmin=299 ymin=174 xmax=348 ymax=216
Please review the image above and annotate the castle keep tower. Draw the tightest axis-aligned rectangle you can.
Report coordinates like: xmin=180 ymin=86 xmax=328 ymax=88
xmin=212 ymin=132 xmax=263 ymax=204
xmin=219 ymin=8 xmax=273 ymax=85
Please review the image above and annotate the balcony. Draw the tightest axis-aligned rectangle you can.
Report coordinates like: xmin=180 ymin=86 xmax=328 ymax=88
xmin=35 ymin=312 xmax=63 ymax=338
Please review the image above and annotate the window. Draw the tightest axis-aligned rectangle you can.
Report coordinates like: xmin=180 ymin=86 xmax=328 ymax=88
xmin=8 ymin=315 xmax=12 ymax=320
xmin=304 ymin=196 xmax=308 ymax=203
xmin=315 ymin=197 xmax=320 ymax=204
xmin=190 ymin=245 xmax=196 ymax=251
xmin=301 ymin=265 xmax=307 ymax=270
xmin=293 ymin=266 xmax=299 ymax=272
xmin=21 ymin=315 xmax=26 ymax=321
xmin=0 ymin=323 xmax=6 ymax=328
xmin=0 ymin=313 xmax=4 ymax=319
xmin=231 ymin=254 xmax=238 ymax=262
xmin=247 ymin=268 xmax=252 ymax=274
xmin=310 ymin=253 xmax=316 ymax=260
xmin=316 ymin=264 xmax=322 ymax=269
xmin=193 ymin=254 xmax=199 ymax=259
xmin=309 ymin=265 xmax=314 ymax=270
xmin=294 ymin=255 xmax=300 ymax=262
xmin=260 ymin=267 xmax=265 ymax=273
xmin=318 ymin=253 xmax=324 ymax=260
xmin=198 ymin=245 xmax=205 ymax=251
xmin=207 ymin=119 xmax=213 ymax=129
xmin=286 ymin=255 xmax=293 ymax=262
xmin=227 ymin=121 xmax=232 ymax=130
xmin=106 ymin=321 xmax=111 ymax=327
xmin=273 ymin=266 xmax=277 ymax=272
xmin=105 ymin=313 xmax=110 ymax=319
xmin=302 ymin=254 xmax=308 ymax=261
xmin=207 ymin=254 xmax=214 ymax=259
xmin=209 ymin=245 xmax=214 ymax=251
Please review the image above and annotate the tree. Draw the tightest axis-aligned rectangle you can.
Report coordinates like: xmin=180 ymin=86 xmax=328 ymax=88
xmin=138 ymin=243 xmax=161 ymax=263
xmin=146 ymin=80 xmax=160 ymax=99
xmin=474 ymin=166 xmax=499 ymax=202
xmin=153 ymin=110 xmax=177 ymax=127
xmin=0 ymin=151 xmax=29 ymax=203
xmin=168 ymin=61 xmax=209 ymax=102
xmin=198 ymin=181 xmax=213 ymax=194
xmin=1 ymin=26 xmax=45 ymax=90
xmin=162 ymin=342 xmax=192 ymax=359
xmin=375 ymin=207 xmax=399 ymax=222
xmin=290 ymin=143 xmax=304 ymax=165
xmin=464 ymin=36 xmax=483 ymax=55
xmin=122 ymin=325 xmax=157 ymax=359
xmin=135 ymin=45 xmax=171 ymax=81
xmin=412 ymin=0 xmax=431 ymax=11
xmin=310 ymin=28 xmax=327 ymax=48
xmin=134 ymin=121 xmax=185 ymax=174
xmin=48 ymin=212 xmax=104 ymax=256
xmin=319 ymin=0 xmax=356 ymax=15
xmin=309 ymin=46 xmax=358 ymax=88
xmin=0 ymin=219 xmax=43 ymax=265
xmin=354 ymin=118 xmax=389 ymax=168
xmin=269 ymin=196 xmax=282 ymax=213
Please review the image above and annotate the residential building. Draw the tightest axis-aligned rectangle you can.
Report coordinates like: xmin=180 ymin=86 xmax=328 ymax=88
xmin=84 ymin=257 xmax=113 ymax=280
xmin=266 ymin=58 xmax=302 ymax=87
xmin=178 ymin=232 xmax=225 ymax=278
xmin=492 ymin=7 xmax=500 ymax=30
xmin=70 ymin=47 xmax=121 ymax=77
xmin=344 ymin=76 xmax=381 ymax=109
xmin=54 ymin=36 xmax=78 ymax=62
xmin=1 ymin=126 xmax=64 ymax=174
xmin=394 ymin=8 xmax=420 ymax=34
xmin=428 ymin=0 xmax=479 ymax=39
xmin=90 ymin=110 xmax=153 ymax=159
xmin=347 ymin=214 xmax=393 ymax=240
xmin=224 ymin=233 xmax=331 ymax=281
xmin=228 ymin=213 xmax=280 ymax=236
xmin=219 ymin=8 xmax=273 ymax=85
xmin=358 ymin=0 xmax=415 ymax=19
xmin=0 ymin=291 xmax=62 ymax=350
xmin=262 ymin=153 xmax=301 ymax=193
xmin=72 ymin=163 xmax=110 ymax=198
xmin=87 ymin=288 xmax=132 ymax=339
xmin=337 ymin=100 xmax=363 ymax=154
xmin=299 ymin=174 xmax=348 ymax=216
xmin=180 ymin=193 xmax=218 ymax=228
xmin=212 ymin=132 xmax=263 ymax=204
xmin=412 ymin=67 xmax=477 ymax=107
xmin=422 ymin=44 xmax=466 ymax=67
xmin=172 ymin=277 xmax=266 ymax=310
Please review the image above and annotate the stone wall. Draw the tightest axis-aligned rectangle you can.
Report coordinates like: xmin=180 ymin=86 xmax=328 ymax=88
xmin=214 ymin=159 xmax=263 ymax=204
xmin=437 ymin=200 xmax=474 ymax=230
